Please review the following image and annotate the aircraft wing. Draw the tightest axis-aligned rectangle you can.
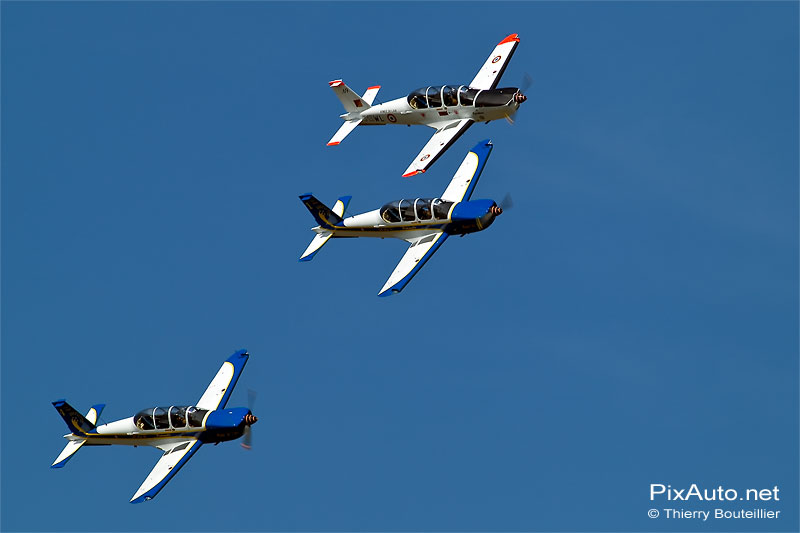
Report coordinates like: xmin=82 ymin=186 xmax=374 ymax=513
xmin=196 ymin=349 xmax=249 ymax=411
xmin=402 ymin=119 xmax=472 ymax=177
xmin=469 ymin=34 xmax=520 ymax=90
xmin=378 ymin=232 xmax=449 ymax=296
xmin=130 ymin=439 xmax=202 ymax=503
xmin=440 ymin=139 xmax=494 ymax=202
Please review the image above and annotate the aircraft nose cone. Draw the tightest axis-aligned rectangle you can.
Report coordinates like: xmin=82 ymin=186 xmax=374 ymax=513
xmin=490 ymin=205 xmax=503 ymax=216
xmin=514 ymin=92 xmax=527 ymax=103
xmin=244 ymin=413 xmax=258 ymax=426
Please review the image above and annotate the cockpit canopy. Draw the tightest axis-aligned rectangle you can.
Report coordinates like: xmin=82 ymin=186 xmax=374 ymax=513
xmin=134 ymin=406 xmax=208 ymax=431
xmin=407 ymin=85 xmax=519 ymax=109
xmin=380 ymin=198 xmax=454 ymax=224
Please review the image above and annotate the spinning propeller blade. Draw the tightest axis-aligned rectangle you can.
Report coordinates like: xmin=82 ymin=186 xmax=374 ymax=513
xmin=241 ymin=389 xmax=257 ymax=450
xmin=521 ymin=72 xmax=533 ymax=93
xmin=500 ymin=193 xmax=514 ymax=211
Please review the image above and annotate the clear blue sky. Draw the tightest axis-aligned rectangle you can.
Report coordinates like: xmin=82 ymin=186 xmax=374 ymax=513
xmin=2 ymin=2 xmax=797 ymax=531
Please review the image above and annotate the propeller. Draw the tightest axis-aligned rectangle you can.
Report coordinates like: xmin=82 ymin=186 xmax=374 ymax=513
xmin=521 ymin=72 xmax=533 ymax=93
xmin=500 ymin=193 xmax=514 ymax=211
xmin=241 ymin=389 xmax=257 ymax=450
xmin=506 ymin=74 xmax=533 ymax=125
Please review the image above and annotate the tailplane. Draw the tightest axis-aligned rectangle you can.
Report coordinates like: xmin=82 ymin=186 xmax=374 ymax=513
xmin=327 ymin=80 xmax=380 ymax=145
xmin=299 ymin=195 xmax=351 ymax=261
xmin=51 ymin=401 xmax=105 ymax=467
xmin=328 ymin=80 xmax=380 ymax=112
xmin=51 ymin=438 xmax=87 ymax=468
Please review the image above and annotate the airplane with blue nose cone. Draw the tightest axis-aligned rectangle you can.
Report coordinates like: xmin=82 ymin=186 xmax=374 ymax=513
xmin=299 ymin=139 xmax=504 ymax=296
xmin=326 ymin=34 xmax=526 ymax=177
xmin=50 ymin=350 xmax=257 ymax=503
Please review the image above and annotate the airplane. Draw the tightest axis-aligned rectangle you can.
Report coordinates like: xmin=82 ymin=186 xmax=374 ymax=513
xmin=326 ymin=33 xmax=527 ymax=177
xmin=50 ymin=349 xmax=257 ymax=503
xmin=299 ymin=139 xmax=504 ymax=296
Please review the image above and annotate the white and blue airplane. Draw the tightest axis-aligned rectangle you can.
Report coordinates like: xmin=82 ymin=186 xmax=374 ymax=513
xmin=300 ymin=139 xmax=503 ymax=296
xmin=51 ymin=350 xmax=257 ymax=503
xmin=327 ymin=34 xmax=526 ymax=177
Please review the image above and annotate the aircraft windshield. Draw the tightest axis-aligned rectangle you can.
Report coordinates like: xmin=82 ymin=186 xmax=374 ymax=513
xmin=380 ymin=198 xmax=453 ymax=223
xmin=407 ymin=88 xmax=428 ymax=109
xmin=134 ymin=406 xmax=208 ymax=430
xmin=381 ymin=201 xmax=401 ymax=223
xmin=134 ymin=409 xmax=155 ymax=431
xmin=475 ymin=87 xmax=519 ymax=107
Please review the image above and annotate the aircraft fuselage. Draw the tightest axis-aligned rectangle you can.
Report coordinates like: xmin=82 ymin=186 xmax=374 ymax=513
xmin=64 ymin=407 xmax=254 ymax=447
xmin=345 ymin=95 xmax=521 ymax=127
xmin=314 ymin=198 xmax=501 ymax=240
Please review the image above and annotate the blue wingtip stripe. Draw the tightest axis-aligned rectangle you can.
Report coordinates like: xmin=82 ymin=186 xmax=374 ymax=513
xmin=461 ymin=140 xmax=494 ymax=202
xmin=216 ymin=350 xmax=249 ymax=410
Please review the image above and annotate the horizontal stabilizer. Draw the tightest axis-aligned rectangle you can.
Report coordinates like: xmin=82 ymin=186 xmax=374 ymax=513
xmin=332 ymin=196 xmax=352 ymax=218
xmin=362 ymin=85 xmax=380 ymax=106
xmin=327 ymin=119 xmax=361 ymax=146
xmin=86 ymin=404 xmax=105 ymax=425
xmin=300 ymin=230 xmax=333 ymax=262
xmin=51 ymin=439 xmax=86 ymax=468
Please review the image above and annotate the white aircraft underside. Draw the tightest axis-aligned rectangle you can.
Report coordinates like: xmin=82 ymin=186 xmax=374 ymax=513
xmin=300 ymin=139 xmax=502 ymax=296
xmin=327 ymin=33 xmax=525 ymax=177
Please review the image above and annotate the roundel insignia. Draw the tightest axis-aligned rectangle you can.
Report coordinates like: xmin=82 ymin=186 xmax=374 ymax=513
xmin=420 ymin=154 xmax=431 ymax=162
xmin=387 ymin=113 xmax=397 ymax=123
xmin=492 ymin=55 xmax=502 ymax=64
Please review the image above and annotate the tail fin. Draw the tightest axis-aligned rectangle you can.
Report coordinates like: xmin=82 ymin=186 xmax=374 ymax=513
xmin=329 ymin=80 xmax=379 ymax=113
xmin=52 ymin=400 xmax=96 ymax=435
xmin=299 ymin=195 xmax=351 ymax=261
xmin=299 ymin=194 xmax=343 ymax=229
xmin=327 ymin=81 xmax=380 ymax=146
xmin=51 ymin=402 xmax=103 ymax=468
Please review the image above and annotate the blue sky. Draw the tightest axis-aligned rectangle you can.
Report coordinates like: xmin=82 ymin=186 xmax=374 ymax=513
xmin=2 ymin=2 xmax=797 ymax=531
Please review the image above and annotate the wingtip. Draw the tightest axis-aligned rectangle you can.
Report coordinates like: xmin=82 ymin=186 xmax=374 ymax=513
xmin=402 ymin=169 xmax=425 ymax=178
xmin=329 ymin=79 xmax=343 ymax=87
xmin=327 ymin=141 xmax=340 ymax=146
xmin=499 ymin=33 xmax=520 ymax=45
xmin=367 ymin=85 xmax=381 ymax=90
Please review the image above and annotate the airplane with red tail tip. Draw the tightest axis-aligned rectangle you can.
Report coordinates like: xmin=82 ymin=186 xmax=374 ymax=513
xmin=50 ymin=350 xmax=257 ymax=503
xmin=327 ymin=33 xmax=527 ymax=177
